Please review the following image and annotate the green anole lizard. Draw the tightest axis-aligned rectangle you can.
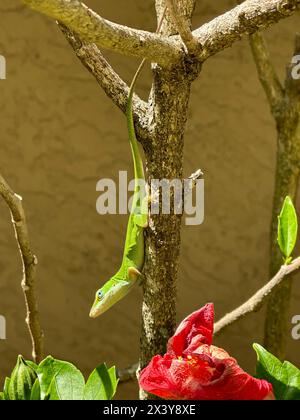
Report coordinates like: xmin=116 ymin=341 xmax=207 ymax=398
xmin=89 ymin=8 xmax=167 ymax=319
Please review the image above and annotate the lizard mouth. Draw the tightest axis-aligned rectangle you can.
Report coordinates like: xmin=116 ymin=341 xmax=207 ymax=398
xmin=89 ymin=307 xmax=102 ymax=318
xmin=89 ymin=297 xmax=109 ymax=318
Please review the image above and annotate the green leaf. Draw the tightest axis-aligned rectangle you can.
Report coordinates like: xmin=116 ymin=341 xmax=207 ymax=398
xmin=3 ymin=378 xmax=10 ymax=400
xmin=277 ymin=196 xmax=298 ymax=261
xmin=0 ymin=392 xmax=5 ymax=400
xmin=30 ymin=378 xmax=41 ymax=400
xmin=37 ymin=356 xmax=85 ymax=400
xmin=25 ymin=360 xmax=38 ymax=372
xmin=84 ymin=363 xmax=118 ymax=400
xmin=46 ymin=375 xmax=60 ymax=400
xmin=37 ymin=356 xmax=56 ymax=399
xmin=108 ymin=366 xmax=118 ymax=396
xmin=254 ymin=343 xmax=300 ymax=400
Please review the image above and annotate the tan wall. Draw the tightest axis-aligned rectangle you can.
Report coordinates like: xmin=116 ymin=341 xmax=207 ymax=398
xmin=0 ymin=1 xmax=299 ymax=399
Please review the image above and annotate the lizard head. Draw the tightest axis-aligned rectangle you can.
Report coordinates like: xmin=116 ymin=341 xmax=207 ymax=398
xmin=89 ymin=279 xmax=131 ymax=318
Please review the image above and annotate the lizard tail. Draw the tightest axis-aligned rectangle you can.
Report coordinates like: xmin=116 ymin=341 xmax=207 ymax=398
xmin=125 ymin=6 xmax=167 ymax=184
xmin=126 ymin=60 xmax=146 ymax=184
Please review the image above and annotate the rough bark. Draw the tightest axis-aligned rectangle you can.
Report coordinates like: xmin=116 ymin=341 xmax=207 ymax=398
xmin=264 ymin=37 xmax=300 ymax=359
xmin=194 ymin=0 xmax=300 ymax=62
xmin=165 ymin=0 xmax=199 ymax=53
xmin=22 ymin=0 xmax=300 ymax=66
xmin=139 ymin=0 xmax=200 ymax=400
xmin=22 ymin=0 xmax=182 ymax=66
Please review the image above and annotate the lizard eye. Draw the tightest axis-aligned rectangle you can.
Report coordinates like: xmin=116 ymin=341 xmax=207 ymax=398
xmin=97 ymin=291 xmax=104 ymax=300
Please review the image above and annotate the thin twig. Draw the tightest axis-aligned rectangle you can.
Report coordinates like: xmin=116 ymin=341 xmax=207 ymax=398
xmin=182 ymin=168 xmax=203 ymax=211
xmin=0 ymin=174 xmax=44 ymax=363
xmin=187 ymin=168 xmax=203 ymax=185
xmin=249 ymin=32 xmax=284 ymax=118
xmin=117 ymin=256 xmax=300 ymax=368
xmin=117 ymin=363 xmax=139 ymax=383
xmin=122 ymin=257 xmax=300 ymax=366
xmin=165 ymin=0 xmax=198 ymax=53
xmin=214 ymin=256 xmax=300 ymax=336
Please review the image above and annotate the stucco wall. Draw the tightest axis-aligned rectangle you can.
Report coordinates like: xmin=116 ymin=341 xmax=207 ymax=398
xmin=0 ymin=1 xmax=299 ymax=399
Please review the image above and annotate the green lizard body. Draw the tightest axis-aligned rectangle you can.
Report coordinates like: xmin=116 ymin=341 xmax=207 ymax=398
xmin=90 ymin=9 xmax=166 ymax=318
xmin=89 ymin=65 xmax=148 ymax=318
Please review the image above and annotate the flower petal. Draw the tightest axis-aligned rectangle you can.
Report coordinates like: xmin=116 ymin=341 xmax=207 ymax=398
xmin=140 ymin=304 xmax=273 ymax=400
xmin=139 ymin=346 xmax=273 ymax=400
xmin=191 ymin=361 xmax=273 ymax=400
xmin=139 ymin=355 xmax=182 ymax=399
xmin=167 ymin=303 xmax=214 ymax=356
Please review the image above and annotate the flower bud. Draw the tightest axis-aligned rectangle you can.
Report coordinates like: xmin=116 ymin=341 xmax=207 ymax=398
xmin=8 ymin=355 xmax=38 ymax=400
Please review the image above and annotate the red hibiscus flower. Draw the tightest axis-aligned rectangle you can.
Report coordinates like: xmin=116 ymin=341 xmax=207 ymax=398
xmin=139 ymin=303 xmax=274 ymax=400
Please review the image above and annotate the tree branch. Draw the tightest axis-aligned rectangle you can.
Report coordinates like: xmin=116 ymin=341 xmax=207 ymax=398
xmin=22 ymin=0 xmax=182 ymax=67
xmin=116 ymin=256 xmax=300 ymax=359
xmin=193 ymin=0 xmax=300 ymax=62
xmin=0 ymin=174 xmax=44 ymax=363
xmin=165 ymin=0 xmax=198 ymax=53
xmin=22 ymin=1 xmax=300 ymax=69
xmin=263 ymin=33 xmax=300 ymax=359
xmin=117 ymin=363 xmax=139 ymax=383
xmin=58 ymin=24 xmax=150 ymax=143
xmin=117 ymin=256 xmax=300 ymax=363
xmin=214 ymin=256 xmax=300 ymax=336
xmin=249 ymin=32 xmax=284 ymax=117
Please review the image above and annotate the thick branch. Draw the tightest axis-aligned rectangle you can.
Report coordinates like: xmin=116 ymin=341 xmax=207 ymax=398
xmin=0 ymin=174 xmax=44 ymax=363
xmin=249 ymin=32 xmax=284 ymax=116
xmin=214 ymin=256 xmax=300 ymax=336
xmin=58 ymin=24 xmax=150 ymax=143
xmin=139 ymin=0 xmax=198 ymax=400
xmin=193 ymin=0 xmax=300 ymax=62
xmin=22 ymin=0 xmax=300 ymax=70
xmin=165 ymin=0 xmax=198 ymax=53
xmin=22 ymin=0 xmax=182 ymax=67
